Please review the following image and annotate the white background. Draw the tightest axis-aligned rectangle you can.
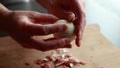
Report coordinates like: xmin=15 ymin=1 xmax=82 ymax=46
xmin=85 ymin=0 xmax=120 ymax=47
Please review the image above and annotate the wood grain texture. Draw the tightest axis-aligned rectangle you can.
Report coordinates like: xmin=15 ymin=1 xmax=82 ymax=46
xmin=0 ymin=24 xmax=119 ymax=68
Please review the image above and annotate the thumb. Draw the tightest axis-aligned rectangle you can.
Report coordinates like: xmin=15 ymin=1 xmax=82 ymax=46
xmin=49 ymin=4 xmax=76 ymax=22
xmin=63 ymin=12 xmax=76 ymax=22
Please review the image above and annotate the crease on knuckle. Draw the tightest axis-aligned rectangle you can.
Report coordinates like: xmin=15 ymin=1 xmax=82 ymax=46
xmin=57 ymin=39 xmax=65 ymax=46
xmin=41 ymin=26 xmax=49 ymax=35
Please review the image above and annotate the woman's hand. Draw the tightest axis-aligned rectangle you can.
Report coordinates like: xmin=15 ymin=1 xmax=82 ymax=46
xmin=0 ymin=10 xmax=71 ymax=51
xmin=36 ymin=0 xmax=86 ymax=47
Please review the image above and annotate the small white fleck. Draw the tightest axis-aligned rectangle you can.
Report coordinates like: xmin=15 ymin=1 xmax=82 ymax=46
xmin=55 ymin=62 xmax=64 ymax=67
xmin=70 ymin=63 xmax=74 ymax=68
xmin=62 ymin=48 xmax=69 ymax=53
xmin=61 ymin=54 xmax=65 ymax=58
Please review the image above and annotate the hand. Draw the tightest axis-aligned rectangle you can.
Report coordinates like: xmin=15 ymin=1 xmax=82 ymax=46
xmin=0 ymin=10 xmax=71 ymax=51
xmin=36 ymin=0 xmax=86 ymax=47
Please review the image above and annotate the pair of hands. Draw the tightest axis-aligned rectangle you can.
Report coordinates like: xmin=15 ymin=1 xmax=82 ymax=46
xmin=36 ymin=0 xmax=85 ymax=46
xmin=1 ymin=0 xmax=85 ymax=51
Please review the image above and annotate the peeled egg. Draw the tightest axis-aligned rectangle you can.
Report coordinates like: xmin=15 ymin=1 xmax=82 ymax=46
xmin=54 ymin=20 xmax=75 ymax=41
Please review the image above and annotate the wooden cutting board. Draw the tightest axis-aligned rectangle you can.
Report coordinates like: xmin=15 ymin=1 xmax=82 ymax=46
xmin=0 ymin=24 xmax=119 ymax=68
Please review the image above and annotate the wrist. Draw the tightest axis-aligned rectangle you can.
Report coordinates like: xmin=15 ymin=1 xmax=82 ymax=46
xmin=0 ymin=3 xmax=13 ymax=32
xmin=0 ymin=3 xmax=12 ymax=17
xmin=36 ymin=0 xmax=53 ymax=11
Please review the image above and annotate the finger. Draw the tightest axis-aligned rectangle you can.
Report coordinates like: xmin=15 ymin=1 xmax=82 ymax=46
xmin=30 ymin=12 xmax=59 ymax=23
xmin=40 ymin=38 xmax=71 ymax=51
xmin=68 ymin=0 xmax=85 ymax=47
xmin=24 ymin=23 xmax=67 ymax=35
xmin=24 ymin=36 xmax=71 ymax=51
xmin=74 ymin=13 xmax=86 ymax=47
xmin=44 ymin=38 xmax=72 ymax=48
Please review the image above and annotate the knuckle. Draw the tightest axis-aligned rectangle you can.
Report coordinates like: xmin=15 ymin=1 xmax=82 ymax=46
xmin=41 ymin=25 xmax=57 ymax=34
xmin=41 ymin=24 xmax=65 ymax=35
xmin=57 ymin=39 xmax=66 ymax=46
xmin=53 ymin=24 xmax=65 ymax=32
xmin=40 ymin=26 xmax=49 ymax=35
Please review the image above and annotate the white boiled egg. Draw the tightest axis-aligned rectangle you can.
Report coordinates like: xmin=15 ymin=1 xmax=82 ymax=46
xmin=54 ymin=20 xmax=75 ymax=41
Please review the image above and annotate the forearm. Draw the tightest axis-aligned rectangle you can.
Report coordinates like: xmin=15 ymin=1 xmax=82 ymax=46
xmin=36 ymin=0 xmax=52 ymax=10
xmin=0 ymin=3 xmax=11 ymax=16
xmin=0 ymin=3 xmax=12 ymax=32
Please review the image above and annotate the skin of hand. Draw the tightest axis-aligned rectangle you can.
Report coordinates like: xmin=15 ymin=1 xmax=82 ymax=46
xmin=36 ymin=0 xmax=86 ymax=47
xmin=0 ymin=4 xmax=71 ymax=51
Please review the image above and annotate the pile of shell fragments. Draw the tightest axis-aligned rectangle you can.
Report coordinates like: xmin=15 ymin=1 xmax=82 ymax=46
xmin=35 ymin=49 xmax=85 ymax=68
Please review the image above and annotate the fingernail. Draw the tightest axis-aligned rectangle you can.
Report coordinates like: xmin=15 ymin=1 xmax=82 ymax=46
xmin=75 ymin=38 xmax=80 ymax=47
xmin=63 ymin=24 xmax=68 ymax=30
xmin=57 ymin=24 xmax=68 ymax=32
